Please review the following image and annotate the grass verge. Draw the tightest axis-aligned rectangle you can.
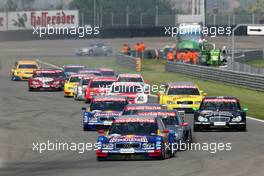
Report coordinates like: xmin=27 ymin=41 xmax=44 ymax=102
xmin=245 ymin=59 xmax=264 ymax=68
xmin=40 ymin=56 xmax=264 ymax=120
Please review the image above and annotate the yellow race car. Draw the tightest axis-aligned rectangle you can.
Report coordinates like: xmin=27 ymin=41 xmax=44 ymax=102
xmin=158 ymin=82 xmax=207 ymax=112
xmin=64 ymin=74 xmax=86 ymax=97
xmin=11 ymin=60 xmax=40 ymax=81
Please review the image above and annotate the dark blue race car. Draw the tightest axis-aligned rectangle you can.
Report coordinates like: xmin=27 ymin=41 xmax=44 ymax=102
xmin=137 ymin=109 xmax=192 ymax=149
xmin=63 ymin=65 xmax=85 ymax=78
xmin=82 ymin=95 xmax=129 ymax=131
xmin=193 ymin=96 xmax=247 ymax=131
xmin=96 ymin=115 xmax=177 ymax=161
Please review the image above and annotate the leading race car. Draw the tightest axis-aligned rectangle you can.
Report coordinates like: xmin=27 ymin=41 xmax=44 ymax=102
xmin=96 ymin=115 xmax=177 ymax=161
xmin=28 ymin=70 xmax=64 ymax=91
xmin=78 ymin=68 xmax=102 ymax=76
xmin=82 ymin=95 xmax=129 ymax=131
xmin=11 ymin=60 xmax=40 ymax=81
xmin=63 ymin=65 xmax=85 ymax=78
xmin=75 ymin=43 xmax=112 ymax=56
xmin=137 ymin=109 xmax=192 ymax=147
xmin=108 ymin=82 xmax=148 ymax=104
xmin=99 ymin=68 xmax=116 ymax=77
xmin=193 ymin=96 xmax=248 ymax=131
xmin=158 ymin=82 xmax=206 ymax=112
xmin=117 ymin=73 xmax=145 ymax=83
xmin=122 ymin=103 xmax=163 ymax=115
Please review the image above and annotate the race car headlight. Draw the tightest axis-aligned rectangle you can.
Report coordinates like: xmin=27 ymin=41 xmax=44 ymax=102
xmin=32 ymin=81 xmax=40 ymax=84
xmin=52 ymin=81 xmax=60 ymax=85
xmin=166 ymin=100 xmax=175 ymax=104
xmin=142 ymin=142 xmax=155 ymax=149
xmin=102 ymin=143 xmax=113 ymax=149
xmin=198 ymin=116 xmax=208 ymax=122
xmin=231 ymin=116 xmax=242 ymax=122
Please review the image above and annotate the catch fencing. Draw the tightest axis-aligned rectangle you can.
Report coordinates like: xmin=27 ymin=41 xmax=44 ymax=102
xmin=166 ymin=62 xmax=264 ymax=91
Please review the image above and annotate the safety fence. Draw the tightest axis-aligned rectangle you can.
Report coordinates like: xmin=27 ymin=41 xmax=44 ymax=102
xmin=166 ymin=62 xmax=264 ymax=91
xmin=116 ymin=53 xmax=141 ymax=71
xmin=226 ymin=48 xmax=264 ymax=75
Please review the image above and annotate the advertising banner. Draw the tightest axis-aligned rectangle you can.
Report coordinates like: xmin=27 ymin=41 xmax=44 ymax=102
xmin=7 ymin=10 xmax=79 ymax=30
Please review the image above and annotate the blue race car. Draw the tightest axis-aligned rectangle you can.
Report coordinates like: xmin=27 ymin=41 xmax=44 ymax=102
xmin=82 ymin=95 xmax=129 ymax=131
xmin=96 ymin=115 xmax=177 ymax=161
xmin=63 ymin=65 xmax=85 ymax=78
xmin=137 ymin=109 xmax=192 ymax=149
xmin=122 ymin=103 xmax=163 ymax=115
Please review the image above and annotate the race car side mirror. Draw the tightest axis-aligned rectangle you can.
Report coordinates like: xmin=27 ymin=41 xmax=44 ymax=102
xmin=243 ymin=108 xmax=248 ymax=112
xmin=81 ymin=107 xmax=86 ymax=111
xmin=163 ymin=129 xmax=170 ymax=133
xmin=192 ymin=107 xmax=199 ymax=111
xmin=180 ymin=122 xmax=189 ymax=127
xmin=98 ymin=129 xmax=105 ymax=134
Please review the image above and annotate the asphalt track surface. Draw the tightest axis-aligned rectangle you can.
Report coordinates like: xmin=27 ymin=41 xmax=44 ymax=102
xmin=0 ymin=38 xmax=264 ymax=176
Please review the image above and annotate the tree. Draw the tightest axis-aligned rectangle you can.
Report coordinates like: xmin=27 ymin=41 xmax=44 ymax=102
xmin=248 ymin=0 xmax=264 ymax=14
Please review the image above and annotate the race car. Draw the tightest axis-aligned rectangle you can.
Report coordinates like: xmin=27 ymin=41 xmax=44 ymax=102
xmin=11 ymin=60 xmax=40 ymax=81
xmin=63 ymin=65 xmax=85 ymax=78
xmin=117 ymin=73 xmax=145 ymax=83
xmin=64 ymin=74 xmax=87 ymax=97
xmin=137 ymin=109 xmax=192 ymax=147
xmin=85 ymin=77 xmax=117 ymax=103
xmin=158 ymin=82 xmax=206 ymax=112
xmin=82 ymin=95 xmax=129 ymax=131
xmin=28 ymin=70 xmax=64 ymax=91
xmin=75 ymin=43 xmax=112 ymax=56
xmin=122 ymin=103 xmax=163 ymax=115
xmin=96 ymin=115 xmax=177 ymax=161
xmin=74 ymin=74 xmax=96 ymax=101
xmin=99 ymin=68 xmax=116 ymax=77
xmin=108 ymin=82 xmax=148 ymax=104
xmin=193 ymin=96 xmax=247 ymax=131
xmin=78 ymin=68 xmax=102 ymax=76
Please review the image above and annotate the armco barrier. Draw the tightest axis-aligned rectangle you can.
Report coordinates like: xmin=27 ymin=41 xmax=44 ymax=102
xmin=116 ymin=53 xmax=141 ymax=71
xmin=165 ymin=62 xmax=264 ymax=91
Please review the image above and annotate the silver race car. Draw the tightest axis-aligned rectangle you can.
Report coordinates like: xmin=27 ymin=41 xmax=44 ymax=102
xmin=75 ymin=43 xmax=112 ymax=56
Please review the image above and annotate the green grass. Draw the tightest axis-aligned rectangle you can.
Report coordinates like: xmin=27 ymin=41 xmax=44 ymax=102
xmin=245 ymin=59 xmax=264 ymax=68
xmin=40 ymin=56 xmax=264 ymax=120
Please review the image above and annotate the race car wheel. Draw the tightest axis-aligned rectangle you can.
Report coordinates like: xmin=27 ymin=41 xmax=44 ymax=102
xmin=169 ymin=143 xmax=177 ymax=157
xmin=159 ymin=143 xmax=166 ymax=160
xmin=238 ymin=125 xmax=247 ymax=132
xmin=28 ymin=87 xmax=33 ymax=91
xmin=105 ymin=51 xmax=111 ymax=56
xmin=88 ymin=50 xmax=94 ymax=56
xmin=193 ymin=125 xmax=201 ymax=132
xmin=97 ymin=156 xmax=106 ymax=161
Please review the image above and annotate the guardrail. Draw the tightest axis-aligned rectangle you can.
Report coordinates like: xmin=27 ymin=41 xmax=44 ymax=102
xmin=116 ymin=53 xmax=141 ymax=71
xmin=165 ymin=62 xmax=264 ymax=91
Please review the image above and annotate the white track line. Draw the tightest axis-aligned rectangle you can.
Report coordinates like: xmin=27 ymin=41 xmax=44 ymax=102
xmin=37 ymin=59 xmax=264 ymax=123
xmin=36 ymin=59 xmax=62 ymax=69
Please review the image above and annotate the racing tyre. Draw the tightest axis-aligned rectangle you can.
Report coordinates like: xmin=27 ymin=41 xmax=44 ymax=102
xmin=238 ymin=125 xmax=247 ymax=132
xmin=97 ymin=157 xmax=106 ymax=161
xmin=88 ymin=50 xmax=94 ymax=56
xmin=105 ymin=51 xmax=111 ymax=56
xmin=159 ymin=143 xmax=166 ymax=160
xmin=28 ymin=87 xmax=33 ymax=91
xmin=193 ymin=125 xmax=201 ymax=132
